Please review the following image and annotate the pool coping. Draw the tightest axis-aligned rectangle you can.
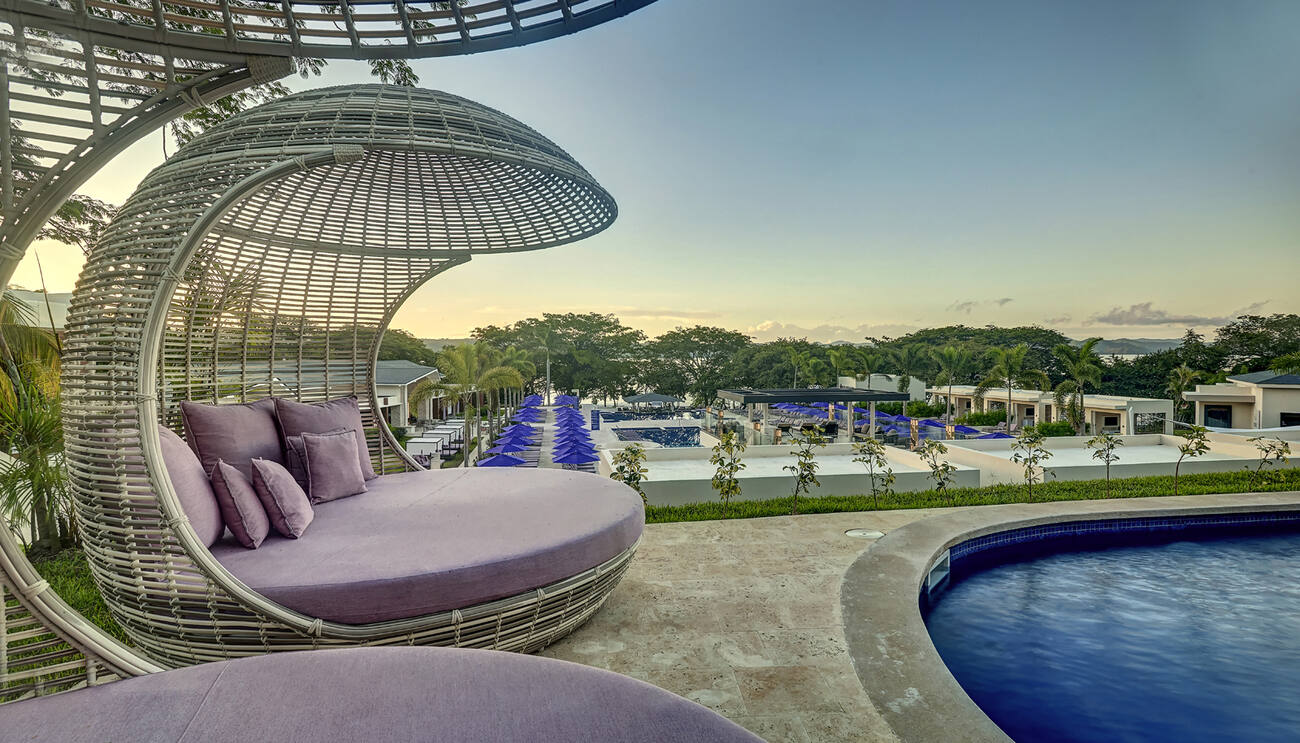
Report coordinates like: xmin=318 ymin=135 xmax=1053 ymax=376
xmin=840 ymin=491 xmax=1300 ymax=742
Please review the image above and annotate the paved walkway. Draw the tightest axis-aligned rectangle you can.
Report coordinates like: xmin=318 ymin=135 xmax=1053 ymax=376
xmin=542 ymin=507 xmax=944 ymax=742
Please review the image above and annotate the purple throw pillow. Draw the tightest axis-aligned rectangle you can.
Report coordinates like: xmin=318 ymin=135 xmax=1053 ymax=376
xmin=301 ymin=429 xmax=368 ymax=504
xmin=180 ymin=398 xmax=283 ymax=480
xmin=209 ymin=460 xmax=270 ymax=549
xmin=157 ymin=425 xmax=225 ymax=547
xmin=273 ymin=397 xmax=377 ymax=482
xmin=250 ymin=459 xmax=314 ymax=538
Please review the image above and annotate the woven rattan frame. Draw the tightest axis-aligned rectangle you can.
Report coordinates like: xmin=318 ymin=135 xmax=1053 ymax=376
xmin=0 ymin=0 xmax=657 ymax=290
xmin=53 ymin=84 xmax=630 ymax=668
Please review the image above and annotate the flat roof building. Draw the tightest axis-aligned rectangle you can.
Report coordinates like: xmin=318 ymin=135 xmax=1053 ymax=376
xmin=927 ymin=384 xmax=1174 ymax=434
xmin=1183 ymin=371 xmax=1300 ymax=431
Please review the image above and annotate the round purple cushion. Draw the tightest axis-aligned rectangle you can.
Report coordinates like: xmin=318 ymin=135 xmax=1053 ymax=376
xmin=1 ymin=647 xmax=763 ymax=742
xmin=157 ymin=426 xmax=225 ymax=547
xmin=210 ymin=468 xmax=644 ymax=624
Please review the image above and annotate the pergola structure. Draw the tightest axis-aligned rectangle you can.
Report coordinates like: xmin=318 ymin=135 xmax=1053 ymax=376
xmin=717 ymin=387 xmax=911 ymax=441
xmin=0 ymin=0 xmax=657 ymax=289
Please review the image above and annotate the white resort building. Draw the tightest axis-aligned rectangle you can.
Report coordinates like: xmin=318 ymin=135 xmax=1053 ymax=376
xmin=927 ymin=384 xmax=1175 ymax=434
xmin=1183 ymin=371 xmax=1300 ymax=431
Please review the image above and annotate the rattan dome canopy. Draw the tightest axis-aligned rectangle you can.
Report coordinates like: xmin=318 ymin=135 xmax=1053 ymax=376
xmin=58 ymin=84 xmax=626 ymax=666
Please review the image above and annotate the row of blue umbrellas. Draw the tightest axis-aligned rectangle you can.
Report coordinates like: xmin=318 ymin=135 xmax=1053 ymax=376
xmin=479 ymin=401 xmax=601 ymax=467
xmin=551 ymin=404 xmax=598 ymax=465
xmin=478 ymin=402 xmax=550 ymax=466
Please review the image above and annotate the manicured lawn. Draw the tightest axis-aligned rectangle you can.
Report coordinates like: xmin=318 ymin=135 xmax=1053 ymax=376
xmin=644 ymin=468 xmax=1300 ymax=523
xmin=28 ymin=549 xmax=129 ymax=645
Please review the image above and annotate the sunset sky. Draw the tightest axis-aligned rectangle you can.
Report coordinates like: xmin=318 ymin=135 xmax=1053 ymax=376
xmin=12 ymin=0 xmax=1300 ymax=342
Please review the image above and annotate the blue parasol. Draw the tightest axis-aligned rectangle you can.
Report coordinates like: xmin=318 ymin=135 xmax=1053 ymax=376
xmin=552 ymin=450 xmax=599 ymax=464
xmin=476 ymin=453 xmax=525 ymax=467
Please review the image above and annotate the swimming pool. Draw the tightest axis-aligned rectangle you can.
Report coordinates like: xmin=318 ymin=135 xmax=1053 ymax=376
xmin=923 ymin=516 xmax=1300 ymax=742
xmin=613 ymin=426 xmax=701 ymax=447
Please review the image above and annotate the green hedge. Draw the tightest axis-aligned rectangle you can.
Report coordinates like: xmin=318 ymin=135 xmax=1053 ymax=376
xmin=645 ymin=468 xmax=1300 ymax=524
xmin=1029 ymin=421 xmax=1077 ymax=437
xmin=956 ymin=410 xmax=1006 ymax=426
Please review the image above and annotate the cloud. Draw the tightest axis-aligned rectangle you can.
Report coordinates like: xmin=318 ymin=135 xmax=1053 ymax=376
xmin=616 ymin=308 xmax=722 ymax=321
xmin=1046 ymin=314 xmax=1073 ymax=325
xmin=1086 ymin=300 xmax=1270 ymax=327
xmin=746 ymin=320 xmax=920 ymax=343
xmin=946 ymin=297 xmax=1014 ymax=315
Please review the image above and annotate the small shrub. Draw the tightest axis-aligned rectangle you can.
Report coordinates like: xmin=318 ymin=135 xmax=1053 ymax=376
xmin=609 ymin=444 xmax=650 ymax=505
xmin=1086 ymin=431 xmax=1124 ymax=498
xmin=1010 ymin=427 xmax=1054 ymax=500
xmin=1247 ymin=436 xmax=1291 ymax=488
xmin=1174 ymin=426 xmax=1210 ymax=496
xmin=784 ymin=429 xmax=826 ymax=515
xmin=709 ymin=430 xmax=746 ymax=516
xmin=917 ymin=439 xmax=956 ymax=498
xmin=851 ymin=438 xmax=895 ymax=508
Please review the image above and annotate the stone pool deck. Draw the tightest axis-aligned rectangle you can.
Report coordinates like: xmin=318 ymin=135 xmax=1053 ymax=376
xmin=542 ymin=508 xmax=933 ymax=742
xmin=542 ymin=492 xmax=1300 ymax=742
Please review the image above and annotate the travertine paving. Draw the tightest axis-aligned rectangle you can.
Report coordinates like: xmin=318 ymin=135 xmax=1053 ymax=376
xmin=542 ymin=508 xmax=942 ymax=742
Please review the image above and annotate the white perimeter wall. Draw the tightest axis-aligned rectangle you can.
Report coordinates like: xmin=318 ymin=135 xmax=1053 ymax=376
xmin=944 ymin=434 xmax=1293 ymax=486
xmin=599 ymin=443 xmax=980 ymax=508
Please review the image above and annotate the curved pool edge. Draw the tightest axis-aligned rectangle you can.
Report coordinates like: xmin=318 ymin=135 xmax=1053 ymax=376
xmin=839 ymin=491 xmax=1300 ymax=743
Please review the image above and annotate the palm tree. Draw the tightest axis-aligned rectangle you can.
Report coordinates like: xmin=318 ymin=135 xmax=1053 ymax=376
xmin=1052 ymin=338 xmax=1103 ymax=434
xmin=827 ymin=347 xmax=856 ymax=384
xmin=853 ymin=348 xmax=884 ymax=388
xmin=975 ymin=344 xmax=1049 ymax=430
xmin=498 ymin=346 xmax=537 ymax=407
xmin=1166 ymin=364 xmax=1202 ymax=423
xmin=889 ymin=344 xmax=926 ymax=394
xmin=803 ymin=357 xmax=831 ymax=388
xmin=527 ymin=327 xmax=571 ymax=405
xmin=785 ymin=347 xmax=810 ymax=388
xmin=430 ymin=343 xmax=524 ymax=466
xmin=0 ymin=293 xmax=61 ymax=400
xmin=931 ymin=346 xmax=977 ymax=422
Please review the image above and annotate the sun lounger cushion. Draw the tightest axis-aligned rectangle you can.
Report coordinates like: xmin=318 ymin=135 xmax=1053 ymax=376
xmin=180 ymin=398 xmax=283 ymax=479
xmin=301 ymin=429 xmax=368 ymax=503
xmin=157 ymin=425 xmax=225 ymax=547
xmin=210 ymin=468 xmax=644 ymax=623
xmin=250 ymin=459 xmax=314 ymax=538
xmin=1 ymin=647 xmax=762 ymax=743
xmin=273 ymin=396 xmax=377 ymax=482
xmin=209 ymin=460 xmax=270 ymax=549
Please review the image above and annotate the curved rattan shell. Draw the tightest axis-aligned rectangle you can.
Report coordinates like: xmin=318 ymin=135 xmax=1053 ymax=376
xmin=4 ymin=0 xmax=658 ymax=62
xmin=57 ymin=84 xmax=628 ymax=668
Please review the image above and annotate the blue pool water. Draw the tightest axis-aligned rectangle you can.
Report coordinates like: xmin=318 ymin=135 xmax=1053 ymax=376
xmin=613 ymin=426 xmax=700 ymax=447
xmin=925 ymin=529 xmax=1300 ymax=742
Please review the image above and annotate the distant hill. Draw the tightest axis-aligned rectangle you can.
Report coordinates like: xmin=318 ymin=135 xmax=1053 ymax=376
xmin=1086 ymin=338 xmax=1182 ymax=356
xmin=422 ymin=338 xmax=473 ymax=352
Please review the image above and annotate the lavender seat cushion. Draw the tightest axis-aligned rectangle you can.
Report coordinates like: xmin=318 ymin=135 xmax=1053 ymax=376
xmin=273 ymin=396 xmax=376 ymax=481
xmin=180 ymin=398 xmax=283 ymax=479
xmin=156 ymin=426 xmax=224 ymax=547
xmin=211 ymin=468 xmax=644 ymax=624
xmin=1 ymin=647 xmax=761 ymax=743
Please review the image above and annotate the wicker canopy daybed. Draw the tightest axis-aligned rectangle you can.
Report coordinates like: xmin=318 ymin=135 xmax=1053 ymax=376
xmin=55 ymin=84 xmax=642 ymax=667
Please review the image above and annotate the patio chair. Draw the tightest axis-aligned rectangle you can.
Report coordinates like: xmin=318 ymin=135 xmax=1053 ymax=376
xmin=56 ymin=85 xmax=642 ymax=667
